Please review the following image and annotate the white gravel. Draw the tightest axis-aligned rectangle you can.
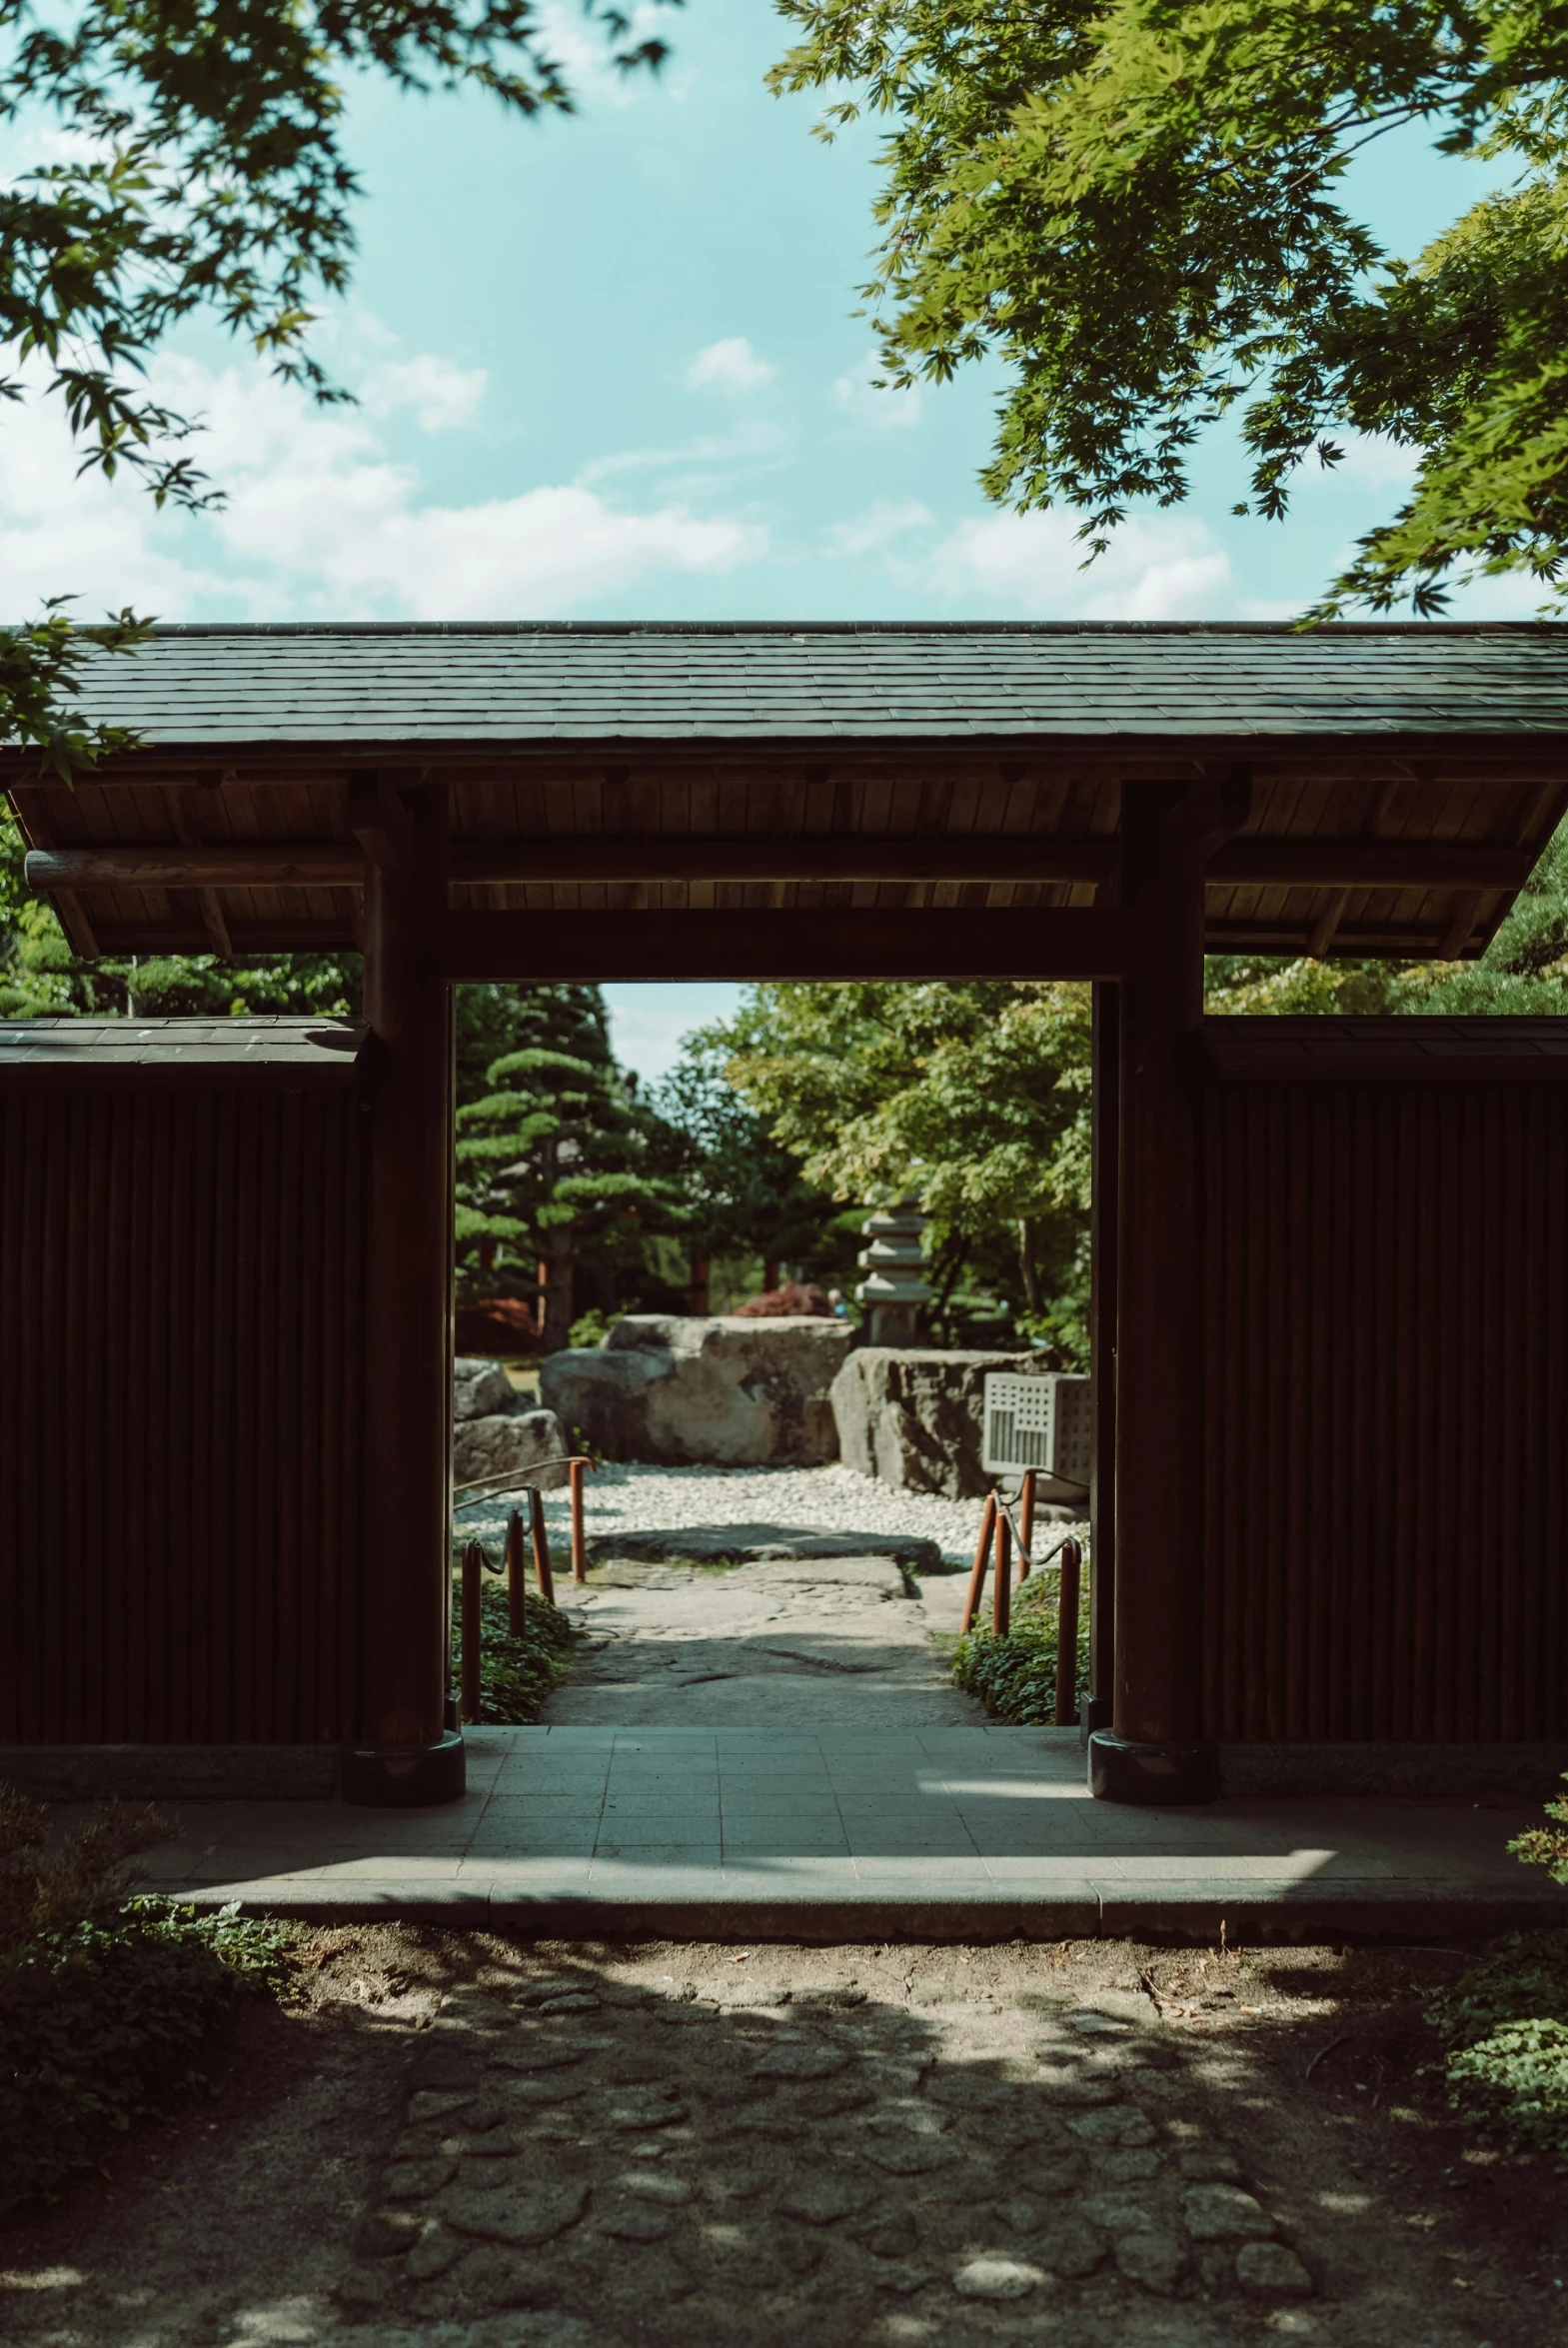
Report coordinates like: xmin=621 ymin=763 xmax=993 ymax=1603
xmin=457 ymin=1461 xmax=1053 ymax=1567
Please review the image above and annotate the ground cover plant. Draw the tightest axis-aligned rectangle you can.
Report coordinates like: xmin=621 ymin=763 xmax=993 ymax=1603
xmin=1426 ymin=1929 xmax=1568 ymax=2165
xmin=449 ymin=1572 xmax=575 ymax=1722
xmin=0 ymin=1782 xmax=292 ymax=2211
xmin=949 ymin=1557 xmax=1092 ymax=1723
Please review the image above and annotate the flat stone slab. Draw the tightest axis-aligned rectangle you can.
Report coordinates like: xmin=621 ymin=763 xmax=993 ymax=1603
xmin=128 ymin=1727 xmax=1568 ymax=1940
xmin=585 ymin=1523 xmax=940 ymax=1574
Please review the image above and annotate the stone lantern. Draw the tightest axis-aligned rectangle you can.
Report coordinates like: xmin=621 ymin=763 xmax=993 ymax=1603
xmin=855 ymin=1201 xmax=932 ymax=1346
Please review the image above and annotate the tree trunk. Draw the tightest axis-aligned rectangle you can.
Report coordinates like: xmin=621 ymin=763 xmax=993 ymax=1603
xmin=538 ymin=1230 xmax=576 ymax=1351
xmin=690 ymin=1256 xmax=711 ymax=1316
xmin=1018 ymin=1217 xmax=1045 ymax=1316
xmin=763 ymin=1259 xmax=780 ymax=1294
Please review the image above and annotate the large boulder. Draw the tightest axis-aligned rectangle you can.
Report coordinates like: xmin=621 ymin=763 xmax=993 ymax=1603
xmin=452 ymin=1356 xmax=569 ymax=1490
xmin=540 ymin=1315 xmax=854 ymax=1466
xmin=830 ymin=1347 xmax=1048 ymax=1500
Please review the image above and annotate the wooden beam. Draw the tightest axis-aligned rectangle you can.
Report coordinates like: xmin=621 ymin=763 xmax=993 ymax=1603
xmin=443 ymin=906 xmax=1128 ymax=982
xmin=25 ymin=847 xmax=362 ymax=890
xmin=21 ymin=832 xmax=1547 ymax=899
xmin=346 ymin=775 xmax=415 ymax=877
xmin=447 ymin=835 xmax=1120 ymax=886
xmin=1211 ymin=839 xmax=1534 ymax=890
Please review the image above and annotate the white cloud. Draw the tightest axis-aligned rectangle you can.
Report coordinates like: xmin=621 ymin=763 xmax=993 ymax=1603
xmin=535 ymin=2 xmax=685 ymax=107
xmin=361 ymin=353 xmax=487 ymax=434
xmin=823 ymin=499 xmax=933 ymax=558
xmin=0 ymin=345 xmax=767 ymax=621
xmin=928 ymin=510 xmax=1233 ymax=619
xmin=830 ymin=353 xmax=921 ymax=432
xmin=686 ymin=338 xmax=778 ymax=395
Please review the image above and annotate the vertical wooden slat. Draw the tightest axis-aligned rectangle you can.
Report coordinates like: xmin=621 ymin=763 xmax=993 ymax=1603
xmin=1203 ymin=1062 xmax=1568 ymax=1744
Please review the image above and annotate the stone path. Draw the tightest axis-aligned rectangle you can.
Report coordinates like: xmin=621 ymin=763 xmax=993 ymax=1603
xmin=544 ymin=1541 xmax=979 ymax=1730
xmin=310 ymin=1945 xmax=1444 ymax=2348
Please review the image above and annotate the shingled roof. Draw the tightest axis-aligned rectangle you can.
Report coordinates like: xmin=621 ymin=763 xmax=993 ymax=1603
xmin=7 ymin=621 xmax=1568 ymax=965
xmin=33 ymin=619 xmax=1568 ymax=746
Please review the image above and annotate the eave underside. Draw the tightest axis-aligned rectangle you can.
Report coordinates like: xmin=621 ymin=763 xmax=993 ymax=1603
xmin=6 ymin=736 xmax=1565 ymax=964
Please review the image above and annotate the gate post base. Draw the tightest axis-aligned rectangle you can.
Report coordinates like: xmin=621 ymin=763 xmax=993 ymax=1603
xmin=1089 ymin=1728 xmax=1218 ymax=1805
xmin=341 ymin=1731 xmax=466 ymax=1807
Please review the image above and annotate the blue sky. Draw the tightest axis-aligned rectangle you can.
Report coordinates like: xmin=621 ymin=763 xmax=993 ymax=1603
xmin=1 ymin=0 xmax=1524 ymax=1073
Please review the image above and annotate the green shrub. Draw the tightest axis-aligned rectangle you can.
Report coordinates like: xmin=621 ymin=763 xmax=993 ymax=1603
xmin=451 ymin=1573 xmax=575 ymax=1722
xmin=569 ymin=1309 xmax=617 ymax=1348
xmin=1509 ymin=1771 xmax=1568 ymax=1884
xmin=1426 ymin=1931 xmax=1568 ymax=2164
xmin=0 ymin=1784 xmax=293 ymax=2210
xmin=950 ymin=1567 xmax=1091 ymax=1724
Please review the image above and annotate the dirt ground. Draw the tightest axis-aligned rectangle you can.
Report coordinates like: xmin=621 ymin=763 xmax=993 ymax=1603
xmin=2 ymin=1931 xmax=1564 ymax=2348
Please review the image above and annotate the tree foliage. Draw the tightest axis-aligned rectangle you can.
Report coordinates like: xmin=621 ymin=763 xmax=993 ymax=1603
xmin=0 ymin=0 xmax=674 ymax=763
xmin=771 ymin=0 xmax=1568 ymax=613
xmin=454 ymin=983 xmax=686 ymax=1343
xmin=650 ymin=1029 xmax=843 ymax=1270
xmin=717 ymin=981 xmax=1093 ymax=1346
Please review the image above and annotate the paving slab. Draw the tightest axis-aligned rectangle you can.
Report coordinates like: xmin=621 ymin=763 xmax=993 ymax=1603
xmin=130 ymin=1727 xmax=1567 ymax=1940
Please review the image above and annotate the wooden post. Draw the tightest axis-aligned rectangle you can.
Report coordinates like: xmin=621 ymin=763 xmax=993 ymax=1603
xmin=1018 ymin=1472 xmax=1035 ymax=1576
xmin=506 ymin=1506 xmax=527 ymax=1636
xmin=569 ymin=1458 xmax=588 ymax=1584
xmin=529 ymin=1488 xmax=553 ymax=1605
xmin=461 ymin=1539 xmax=483 ymax=1724
xmin=532 ymin=1488 xmax=556 ymax=1604
xmin=1093 ymin=782 xmax=1218 ymax=1802
xmin=342 ymin=782 xmax=464 ymax=1805
xmin=1055 ymin=1537 xmax=1081 ymax=1726
xmin=991 ymin=1509 xmax=1012 ymax=1637
xmin=960 ymin=1493 xmax=996 ymax=1635
xmin=1086 ymin=981 xmax=1119 ymax=1731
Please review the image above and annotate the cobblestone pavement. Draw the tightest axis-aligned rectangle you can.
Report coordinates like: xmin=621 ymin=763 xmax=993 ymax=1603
xmin=313 ymin=1946 xmax=1478 ymax=2348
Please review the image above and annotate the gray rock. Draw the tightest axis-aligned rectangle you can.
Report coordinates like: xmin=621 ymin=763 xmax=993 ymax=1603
xmin=602 ymin=2086 xmax=688 ymax=2130
xmin=384 ymin=2158 xmax=456 ymax=2200
xmin=453 ymin=1404 xmax=569 ymax=1492
xmin=1066 ymin=2103 xmax=1156 ymax=2147
xmin=597 ymin=2200 xmax=673 ymax=2242
xmin=830 ymin=1348 xmax=1074 ymax=1500
xmin=587 ymin=1523 xmax=936 ymax=1576
xmin=441 ymin=2181 xmax=590 ymax=2247
xmin=353 ymin=2209 xmax=423 ymax=2259
xmin=1177 ymin=2147 xmax=1244 ymax=2183
xmin=407 ymin=2088 xmax=474 ymax=2122
xmin=777 ymin=2170 xmax=874 ymax=2224
xmin=455 ymin=1358 xmax=518 ymax=1421
xmin=1114 ymin=2229 xmax=1188 ymax=2295
xmin=1091 ymin=2148 xmax=1163 ymax=2184
xmin=1033 ymin=2059 xmax=1122 ymax=2106
xmin=1032 ymin=2217 xmax=1105 ymax=2279
xmin=953 ymin=2255 xmax=1045 ymax=2300
xmin=1181 ymin=2183 xmax=1274 ymax=2242
xmin=541 ymin=1315 xmax=853 ymax=1466
xmin=863 ymin=2135 xmax=957 ymax=2176
xmin=854 ymin=2212 xmax=919 ymax=2259
xmin=406 ymin=2219 xmax=466 ymax=2281
xmin=1235 ymin=2241 xmax=1313 ymax=2297
xmin=751 ymin=2041 xmax=849 ymax=2080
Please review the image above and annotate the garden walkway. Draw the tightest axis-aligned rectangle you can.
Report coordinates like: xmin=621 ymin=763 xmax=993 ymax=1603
xmin=135 ymin=1726 xmax=1562 ymax=1942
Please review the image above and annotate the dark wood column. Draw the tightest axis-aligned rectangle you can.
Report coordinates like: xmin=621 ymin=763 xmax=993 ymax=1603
xmin=343 ymin=783 xmax=463 ymax=1804
xmin=1092 ymin=783 xmax=1217 ymax=1801
xmin=1086 ymin=980 xmax=1118 ymax=1729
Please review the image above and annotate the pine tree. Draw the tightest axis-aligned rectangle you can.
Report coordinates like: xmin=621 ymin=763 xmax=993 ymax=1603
xmin=454 ymin=984 xmax=685 ymax=1348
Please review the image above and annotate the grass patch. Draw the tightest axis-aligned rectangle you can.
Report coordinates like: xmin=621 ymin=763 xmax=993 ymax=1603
xmin=0 ymin=1784 xmax=293 ymax=2212
xmin=450 ymin=1574 xmax=576 ymax=1722
xmin=1426 ymin=1931 xmax=1568 ymax=2165
xmin=950 ymin=1572 xmax=1091 ymax=1724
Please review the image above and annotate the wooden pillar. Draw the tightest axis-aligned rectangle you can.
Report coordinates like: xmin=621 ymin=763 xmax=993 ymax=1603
xmin=1092 ymin=784 xmax=1216 ymax=1802
xmin=342 ymin=782 xmax=463 ymax=1804
xmin=1085 ymin=980 xmax=1118 ymax=1731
